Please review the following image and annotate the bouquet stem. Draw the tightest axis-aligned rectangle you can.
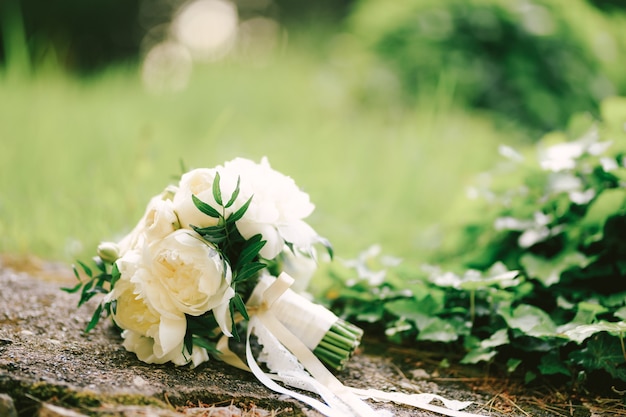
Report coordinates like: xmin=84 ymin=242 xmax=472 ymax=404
xmin=313 ymin=319 xmax=363 ymax=370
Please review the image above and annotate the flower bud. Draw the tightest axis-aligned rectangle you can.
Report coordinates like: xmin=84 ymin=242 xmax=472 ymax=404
xmin=97 ymin=241 xmax=120 ymax=263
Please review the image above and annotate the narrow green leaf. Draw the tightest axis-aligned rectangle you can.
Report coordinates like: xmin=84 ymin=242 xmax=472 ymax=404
xmin=85 ymin=303 xmax=104 ymax=332
xmin=192 ymin=335 xmax=221 ymax=355
xmin=212 ymin=171 xmax=223 ymax=206
xmin=237 ymin=235 xmax=266 ymax=267
xmin=192 ymin=194 xmax=221 ymax=219
xmin=234 ymin=262 xmax=266 ymax=283
xmin=110 ymin=263 xmax=121 ymax=288
xmin=94 ymin=257 xmax=106 ymax=273
xmin=61 ymin=282 xmax=83 ymax=294
xmin=72 ymin=264 xmax=81 ymax=281
xmin=320 ymin=237 xmax=334 ymax=260
xmin=224 ymin=176 xmax=241 ymax=208
xmin=77 ymin=260 xmax=93 ymax=278
xmin=228 ymin=195 xmax=253 ymax=222
xmin=229 ymin=301 xmax=240 ymax=342
xmin=184 ymin=331 xmax=193 ymax=356
xmin=233 ymin=293 xmax=249 ymax=320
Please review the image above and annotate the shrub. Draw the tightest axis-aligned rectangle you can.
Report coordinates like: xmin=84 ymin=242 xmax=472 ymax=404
xmin=327 ymin=97 xmax=626 ymax=389
xmin=349 ymin=0 xmax=626 ymax=132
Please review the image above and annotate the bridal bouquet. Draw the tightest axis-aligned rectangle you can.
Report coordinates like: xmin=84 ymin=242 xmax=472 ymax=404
xmin=66 ymin=157 xmax=361 ymax=371
xmin=66 ymin=157 xmax=484 ymax=417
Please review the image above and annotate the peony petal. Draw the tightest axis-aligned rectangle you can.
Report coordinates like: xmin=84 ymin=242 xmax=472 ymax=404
xmin=154 ymin=314 xmax=187 ymax=358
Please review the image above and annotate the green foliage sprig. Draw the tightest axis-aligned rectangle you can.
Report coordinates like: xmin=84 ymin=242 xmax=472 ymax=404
xmin=62 ymin=256 xmax=120 ymax=332
xmin=189 ymin=172 xmax=267 ymax=342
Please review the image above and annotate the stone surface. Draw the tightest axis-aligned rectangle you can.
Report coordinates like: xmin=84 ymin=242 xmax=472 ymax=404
xmin=0 ymin=257 xmax=526 ymax=417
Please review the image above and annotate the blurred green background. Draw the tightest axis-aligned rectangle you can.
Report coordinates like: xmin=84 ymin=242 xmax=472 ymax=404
xmin=1 ymin=0 xmax=625 ymax=264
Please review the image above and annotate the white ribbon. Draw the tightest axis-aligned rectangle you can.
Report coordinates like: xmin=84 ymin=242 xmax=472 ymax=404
xmin=223 ymin=273 xmax=488 ymax=417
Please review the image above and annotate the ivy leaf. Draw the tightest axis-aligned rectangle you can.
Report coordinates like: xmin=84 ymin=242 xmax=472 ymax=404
xmin=192 ymin=194 xmax=221 ymax=219
xmin=539 ymin=351 xmax=571 ymax=376
xmin=385 ymin=297 xmax=442 ymax=321
xmin=499 ymin=304 xmax=558 ymax=338
xmin=480 ymin=328 xmax=509 ymax=348
xmin=563 ymin=321 xmax=626 ymax=344
xmin=461 ymin=347 xmax=497 ymax=364
xmin=417 ymin=317 xmax=460 ymax=342
xmin=520 ymin=251 xmax=589 ymax=287
xmin=569 ymin=332 xmax=626 ymax=381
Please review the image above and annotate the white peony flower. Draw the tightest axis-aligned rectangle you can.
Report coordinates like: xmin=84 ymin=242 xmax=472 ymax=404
xmin=118 ymin=186 xmax=180 ymax=255
xmin=118 ymin=229 xmax=235 ymax=336
xmin=121 ymin=329 xmax=209 ymax=368
xmin=173 ymin=157 xmax=320 ymax=259
xmin=224 ymin=157 xmax=318 ymax=259
xmin=172 ymin=168 xmax=220 ymax=230
xmin=108 ymin=260 xmax=188 ymax=361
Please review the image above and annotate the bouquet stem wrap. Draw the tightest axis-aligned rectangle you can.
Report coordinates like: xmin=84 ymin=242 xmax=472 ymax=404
xmin=248 ymin=274 xmax=362 ymax=371
xmin=240 ymin=273 xmax=487 ymax=417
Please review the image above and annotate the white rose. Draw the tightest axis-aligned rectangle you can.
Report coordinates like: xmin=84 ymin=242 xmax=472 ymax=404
xmin=127 ymin=229 xmax=235 ymax=336
xmin=121 ymin=329 xmax=209 ymax=368
xmin=118 ymin=186 xmax=180 ymax=255
xmin=172 ymin=168 xmax=220 ymax=230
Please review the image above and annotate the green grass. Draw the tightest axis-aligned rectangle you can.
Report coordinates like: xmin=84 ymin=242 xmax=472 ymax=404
xmin=0 ymin=38 xmax=524 ymax=265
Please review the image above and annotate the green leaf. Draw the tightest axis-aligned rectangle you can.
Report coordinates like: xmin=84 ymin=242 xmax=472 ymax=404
xmin=538 ymin=351 xmax=571 ymax=377
xmin=61 ymin=282 xmax=83 ymax=294
xmin=232 ymin=293 xmax=249 ymax=320
xmin=110 ymin=263 xmax=121 ymax=288
xmin=237 ymin=234 xmax=266 ymax=267
xmin=77 ymin=260 xmax=93 ymax=278
xmin=224 ymin=176 xmax=241 ymax=208
xmin=385 ymin=296 xmax=443 ymax=321
xmin=569 ymin=332 xmax=626 ymax=382
xmin=563 ymin=321 xmax=626 ymax=344
xmin=615 ymin=306 xmax=626 ymax=321
xmin=234 ymin=262 xmax=267 ymax=283
xmin=417 ymin=317 xmax=460 ymax=342
xmin=499 ymin=304 xmax=558 ymax=338
xmin=228 ymin=301 xmax=240 ymax=342
xmin=228 ymin=195 xmax=253 ymax=222
xmin=480 ymin=328 xmax=509 ymax=348
xmin=192 ymin=194 xmax=221 ymax=219
xmin=461 ymin=347 xmax=497 ymax=364
xmin=85 ymin=303 xmax=104 ymax=332
xmin=212 ymin=171 xmax=223 ymax=206
xmin=580 ymin=188 xmax=626 ymax=243
xmin=192 ymin=335 xmax=221 ymax=355
xmin=520 ymin=251 xmax=589 ymax=287
xmin=507 ymin=358 xmax=523 ymax=373
xmin=184 ymin=331 xmax=193 ymax=356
